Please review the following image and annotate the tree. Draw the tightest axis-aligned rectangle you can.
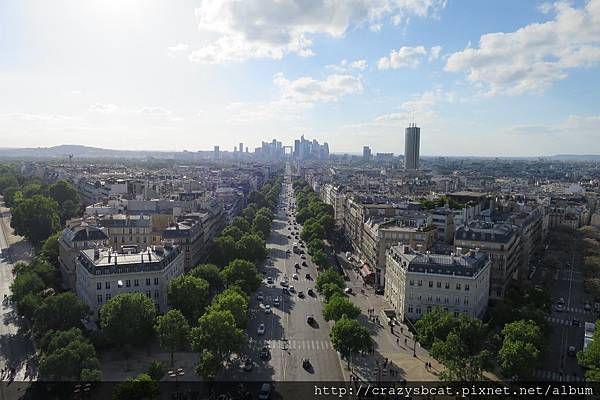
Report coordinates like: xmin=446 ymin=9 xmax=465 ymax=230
xmin=220 ymin=259 xmax=261 ymax=294
xmin=80 ymin=368 xmax=102 ymax=382
xmin=316 ymin=268 xmax=345 ymax=294
xmin=330 ymin=316 xmax=373 ymax=368
xmin=11 ymin=194 xmax=60 ymax=245
xmin=190 ymin=263 xmax=224 ymax=294
xmin=231 ymin=216 xmax=251 ymax=234
xmin=242 ymin=204 xmax=257 ymax=223
xmin=38 ymin=328 xmax=99 ymax=381
xmin=112 ymin=373 xmax=159 ymax=400
xmin=236 ymin=233 xmax=267 ymax=263
xmin=578 ymin=322 xmax=600 ymax=379
xmin=256 ymin=207 xmax=274 ymax=221
xmin=100 ymin=293 xmax=157 ymax=348
xmin=33 ymin=292 xmax=89 ymax=339
xmin=498 ymin=320 xmax=542 ymax=380
xmin=221 ymin=225 xmax=243 ymax=241
xmin=28 ymin=257 xmax=59 ymax=289
xmin=319 ymin=214 xmax=335 ymax=237
xmin=323 ymin=295 xmax=361 ymax=321
xmin=167 ymin=275 xmax=210 ymax=324
xmin=252 ymin=214 xmax=272 ymax=238
xmin=312 ymin=249 xmax=328 ymax=268
xmin=307 ymin=238 xmax=324 ymax=255
xmin=155 ymin=309 xmax=190 ymax=367
xmin=41 ymin=232 xmax=61 ymax=268
xmin=211 ymin=235 xmax=238 ymax=266
xmin=415 ymin=306 xmax=458 ymax=348
xmin=209 ymin=288 xmax=249 ymax=328
xmin=195 ymin=351 xmax=220 ymax=381
xmin=10 ymin=271 xmax=44 ymax=304
xmin=48 ymin=180 xmax=80 ymax=222
xmin=147 ymin=361 xmax=165 ymax=381
xmin=18 ymin=293 xmax=43 ymax=320
xmin=190 ymin=310 xmax=244 ymax=375
xmin=321 ymin=283 xmax=345 ymax=302
xmin=248 ymin=191 xmax=267 ymax=209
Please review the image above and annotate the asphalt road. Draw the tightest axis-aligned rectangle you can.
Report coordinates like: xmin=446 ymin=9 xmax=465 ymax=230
xmin=233 ymin=169 xmax=344 ymax=382
xmin=537 ymin=251 xmax=593 ymax=381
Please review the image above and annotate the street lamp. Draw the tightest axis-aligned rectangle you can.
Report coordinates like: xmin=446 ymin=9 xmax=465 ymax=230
xmin=168 ymin=367 xmax=185 ymax=398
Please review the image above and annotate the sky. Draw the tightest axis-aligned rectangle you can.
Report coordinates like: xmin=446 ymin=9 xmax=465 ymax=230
xmin=0 ymin=0 xmax=599 ymax=156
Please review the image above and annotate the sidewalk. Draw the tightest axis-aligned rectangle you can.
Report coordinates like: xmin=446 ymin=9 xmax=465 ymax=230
xmin=342 ymin=259 xmax=444 ymax=382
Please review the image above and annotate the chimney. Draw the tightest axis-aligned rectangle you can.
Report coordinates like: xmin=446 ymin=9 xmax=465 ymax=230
xmin=114 ymin=254 xmax=118 ymax=265
xmin=108 ymin=251 xmax=111 ymax=263
xmin=456 ymin=246 xmax=463 ymax=255
xmin=141 ymin=253 xmax=144 ymax=263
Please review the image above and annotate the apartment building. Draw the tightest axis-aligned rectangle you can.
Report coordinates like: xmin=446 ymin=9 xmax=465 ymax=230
xmin=97 ymin=214 xmax=153 ymax=250
xmin=454 ymin=221 xmax=521 ymax=299
xmin=385 ymin=245 xmax=490 ymax=322
xmin=75 ymin=244 xmax=184 ymax=321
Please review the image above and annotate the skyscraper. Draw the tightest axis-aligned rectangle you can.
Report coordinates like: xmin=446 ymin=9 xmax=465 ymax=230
xmin=363 ymin=146 xmax=372 ymax=161
xmin=239 ymin=142 xmax=244 ymax=153
xmin=404 ymin=124 xmax=420 ymax=170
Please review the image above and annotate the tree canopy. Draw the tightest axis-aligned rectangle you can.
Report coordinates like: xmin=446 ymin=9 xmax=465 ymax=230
xmin=155 ymin=309 xmax=190 ymax=367
xmin=11 ymin=194 xmax=61 ymax=245
xmin=220 ymin=259 xmax=261 ymax=294
xmin=167 ymin=275 xmax=210 ymax=324
xmin=330 ymin=316 xmax=373 ymax=368
xmin=100 ymin=293 xmax=157 ymax=348
xmin=323 ymin=295 xmax=361 ymax=321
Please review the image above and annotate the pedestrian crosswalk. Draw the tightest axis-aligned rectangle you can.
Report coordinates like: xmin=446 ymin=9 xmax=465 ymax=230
xmin=560 ymin=306 xmax=593 ymax=314
xmin=250 ymin=338 xmax=334 ymax=351
xmin=261 ymin=295 xmax=323 ymax=303
xmin=533 ymin=369 xmax=584 ymax=382
xmin=544 ymin=316 xmax=574 ymax=325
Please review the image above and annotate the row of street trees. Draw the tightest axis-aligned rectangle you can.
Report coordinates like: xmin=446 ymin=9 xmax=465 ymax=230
xmin=292 ymin=178 xmax=334 ymax=269
xmin=415 ymin=306 xmax=543 ymax=381
xmin=315 ymin=268 xmax=373 ymax=368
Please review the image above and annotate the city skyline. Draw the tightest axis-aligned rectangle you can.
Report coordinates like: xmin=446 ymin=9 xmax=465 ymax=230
xmin=1 ymin=1 xmax=600 ymax=156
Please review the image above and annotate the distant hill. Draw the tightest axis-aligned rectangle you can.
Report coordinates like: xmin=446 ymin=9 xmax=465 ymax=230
xmin=0 ymin=144 xmax=183 ymax=159
xmin=550 ymin=154 xmax=600 ymax=161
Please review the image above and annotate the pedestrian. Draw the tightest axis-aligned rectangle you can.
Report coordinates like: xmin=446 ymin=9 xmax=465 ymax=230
xmin=396 ymin=338 xmax=399 ymax=345
xmin=400 ymin=327 xmax=403 ymax=334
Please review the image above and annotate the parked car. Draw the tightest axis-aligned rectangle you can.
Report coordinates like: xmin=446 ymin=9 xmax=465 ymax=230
xmin=266 ymin=277 xmax=274 ymax=284
xmin=257 ymin=323 xmax=265 ymax=335
xmin=302 ymin=261 xmax=307 ymax=267
xmin=344 ymin=287 xmax=353 ymax=294
xmin=289 ymin=286 xmax=295 ymax=293
xmin=305 ymin=273 xmax=311 ymax=280
xmin=298 ymin=291 xmax=305 ymax=298
xmin=306 ymin=315 xmax=315 ymax=324
xmin=568 ymin=346 xmax=577 ymax=357
xmin=273 ymin=297 xmax=280 ymax=307
xmin=302 ymin=358 xmax=311 ymax=369
xmin=293 ymin=273 xmax=299 ymax=280
xmin=307 ymin=288 xmax=314 ymax=296
xmin=264 ymin=305 xmax=272 ymax=314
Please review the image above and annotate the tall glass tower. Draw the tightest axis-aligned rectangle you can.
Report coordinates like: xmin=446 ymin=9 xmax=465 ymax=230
xmin=404 ymin=124 xmax=420 ymax=170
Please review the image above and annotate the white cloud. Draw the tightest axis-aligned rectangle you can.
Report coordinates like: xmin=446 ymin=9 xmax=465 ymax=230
xmin=137 ymin=106 xmax=172 ymax=116
xmin=326 ymin=59 xmax=368 ymax=72
xmin=445 ymin=0 xmax=600 ymax=96
xmin=370 ymin=23 xmax=383 ymax=32
xmin=88 ymin=103 xmax=118 ymax=114
xmin=377 ymin=46 xmax=427 ymax=69
xmin=190 ymin=0 xmax=447 ymax=63
xmin=506 ymin=114 xmax=600 ymax=138
xmin=429 ymin=45 xmax=442 ymax=61
xmin=167 ymin=43 xmax=189 ymax=58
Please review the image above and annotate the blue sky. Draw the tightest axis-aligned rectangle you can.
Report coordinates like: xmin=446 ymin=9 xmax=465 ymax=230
xmin=0 ymin=0 xmax=599 ymax=156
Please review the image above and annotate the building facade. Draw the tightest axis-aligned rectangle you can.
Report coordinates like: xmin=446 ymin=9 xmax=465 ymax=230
xmin=404 ymin=124 xmax=420 ymax=170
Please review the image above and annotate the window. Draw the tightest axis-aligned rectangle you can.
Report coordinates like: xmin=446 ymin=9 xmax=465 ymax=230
xmin=154 ymin=290 xmax=159 ymax=299
xmin=408 ymin=306 xmax=414 ymax=313
xmin=456 ymin=283 xmax=461 ymax=290
xmin=97 ymin=282 xmax=102 ymax=290
xmin=426 ymin=295 xmax=432 ymax=302
xmin=426 ymin=306 xmax=432 ymax=313
xmin=465 ymin=284 xmax=470 ymax=291
xmin=126 ymin=280 xmax=131 ymax=288
xmin=435 ymin=297 xmax=441 ymax=303
xmin=455 ymin=297 xmax=460 ymax=305
xmin=444 ymin=297 xmax=449 ymax=304
xmin=114 ymin=237 xmax=118 ymax=243
xmin=121 ymin=237 xmax=125 ymax=243
xmin=143 ymin=237 xmax=147 ymax=243
xmin=454 ymin=311 xmax=459 ymax=318
xmin=428 ymin=281 xmax=433 ymax=288
xmin=146 ymin=291 xmax=151 ymax=298
xmin=416 ymin=307 xmax=422 ymax=315
xmin=409 ymin=280 xmax=414 ymax=286
xmin=105 ymin=281 xmax=110 ymax=289
xmin=445 ymin=282 xmax=450 ymax=289
xmin=417 ymin=280 xmax=422 ymax=287
xmin=154 ymin=278 xmax=159 ymax=285
xmin=134 ymin=279 xmax=139 ymax=287
xmin=146 ymin=278 xmax=151 ymax=286
xmin=436 ymin=282 xmax=442 ymax=288
xmin=105 ymin=293 xmax=111 ymax=302
xmin=97 ymin=294 xmax=103 ymax=304
xmin=464 ymin=297 xmax=469 ymax=305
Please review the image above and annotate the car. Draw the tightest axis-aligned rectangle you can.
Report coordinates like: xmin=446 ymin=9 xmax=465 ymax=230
xmin=289 ymin=286 xmax=295 ymax=293
xmin=302 ymin=358 xmax=311 ymax=369
xmin=286 ymin=249 xmax=291 ymax=254
xmin=555 ymin=304 xmax=564 ymax=312
xmin=288 ymin=227 xmax=292 ymax=230
xmin=287 ymin=235 xmax=292 ymax=239
xmin=264 ymin=305 xmax=272 ymax=314
xmin=306 ymin=315 xmax=315 ymax=324
xmin=301 ymin=255 xmax=306 ymax=259
xmin=243 ymin=358 xmax=254 ymax=371
xmin=568 ymin=346 xmax=577 ymax=357
xmin=293 ymin=273 xmax=299 ymax=280
xmin=266 ymin=277 xmax=274 ymax=284
xmin=305 ymin=273 xmax=311 ymax=280
xmin=257 ymin=292 xmax=264 ymax=301
xmin=298 ymin=291 xmax=305 ymax=298
xmin=273 ymin=297 xmax=280 ymax=306
xmin=307 ymin=288 xmax=314 ymax=296
xmin=258 ymin=383 xmax=271 ymax=400
xmin=584 ymin=302 xmax=592 ymax=311
xmin=573 ymin=319 xmax=580 ymax=326
xmin=302 ymin=261 xmax=307 ymax=267
xmin=280 ymin=280 xmax=288 ymax=287
xmin=257 ymin=324 xmax=265 ymax=335
xmin=259 ymin=346 xmax=270 ymax=360
xmin=344 ymin=287 xmax=353 ymax=294
xmin=294 ymin=263 xmax=300 ymax=268
xmin=375 ymin=287 xmax=385 ymax=295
